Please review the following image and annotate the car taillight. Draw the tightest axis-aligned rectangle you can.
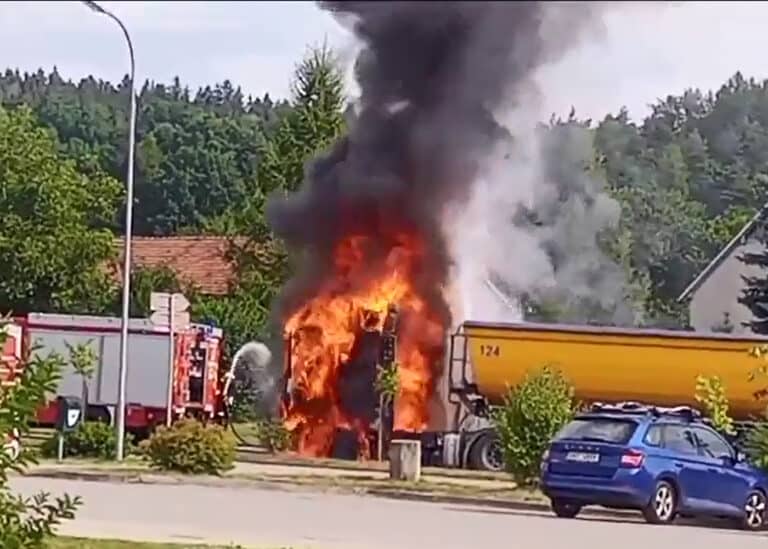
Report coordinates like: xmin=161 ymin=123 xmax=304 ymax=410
xmin=620 ymin=449 xmax=645 ymax=468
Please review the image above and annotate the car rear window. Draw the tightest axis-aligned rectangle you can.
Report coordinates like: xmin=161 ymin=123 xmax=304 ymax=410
xmin=554 ymin=417 xmax=638 ymax=444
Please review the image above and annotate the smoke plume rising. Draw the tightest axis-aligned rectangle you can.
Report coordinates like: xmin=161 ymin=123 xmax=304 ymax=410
xmin=230 ymin=341 xmax=281 ymax=418
xmin=451 ymin=119 xmax=638 ymax=327
xmin=267 ymin=1 xmax=625 ymax=330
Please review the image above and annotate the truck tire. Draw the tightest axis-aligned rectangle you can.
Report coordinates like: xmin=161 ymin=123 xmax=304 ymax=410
xmin=467 ymin=432 xmax=505 ymax=472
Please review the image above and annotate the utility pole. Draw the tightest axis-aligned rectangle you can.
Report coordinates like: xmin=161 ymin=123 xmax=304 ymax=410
xmin=81 ymin=1 xmax=137 ymax=461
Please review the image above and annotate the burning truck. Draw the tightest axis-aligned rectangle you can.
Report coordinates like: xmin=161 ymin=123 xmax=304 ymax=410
xmin=266 ymin=1 xmax=617 ymax=471
xmin=264 ymin=1 xmax=768 ymax=472
xmin=281 ymin=292 xmax=768 ymax=472
xmin=264 ymin=1 xmax=596 ymax=471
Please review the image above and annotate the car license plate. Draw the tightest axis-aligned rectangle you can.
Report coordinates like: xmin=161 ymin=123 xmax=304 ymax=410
xmin=565 ymin=451 xmax=600 ymax=463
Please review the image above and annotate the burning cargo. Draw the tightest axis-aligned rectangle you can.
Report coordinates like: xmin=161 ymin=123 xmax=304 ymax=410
xmin=280 ymin=234 xmax=444 ymax=458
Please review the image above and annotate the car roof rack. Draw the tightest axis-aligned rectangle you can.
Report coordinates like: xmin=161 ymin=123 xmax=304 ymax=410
xmin=588 ymin=401 xmax=703 ymax=421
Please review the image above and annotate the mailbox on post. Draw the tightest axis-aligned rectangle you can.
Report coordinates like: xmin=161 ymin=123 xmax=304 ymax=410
xmin=54 ymin=396 xmax=83 ymax=462
xmin=55 ymin=396 xmax=83 ymax=433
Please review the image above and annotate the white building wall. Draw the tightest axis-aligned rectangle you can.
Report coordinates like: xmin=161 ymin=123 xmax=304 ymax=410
xmin=689 ymin=236 xmax=765 ymax=334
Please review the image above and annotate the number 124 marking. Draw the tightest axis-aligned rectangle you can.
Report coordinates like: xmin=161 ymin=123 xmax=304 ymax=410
xmin=480 ymin=344 xmax=500 ymax=357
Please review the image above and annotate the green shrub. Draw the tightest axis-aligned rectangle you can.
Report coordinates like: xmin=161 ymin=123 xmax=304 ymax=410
xmin=491 ymin=366 xmax=576 ymax=485
xmin=744 ymin=418 xmax=768 ymax=470
xmin=694 ymin=375 xmax=736 ymax=436
xmin=140 ymin=418 xmax=236 ymax=475
xmin=254 ymin=418 xmax=292 ymax=452
xmin=743 ymin=346 xmax=768 ymax=468
xmin=0 ymin=320 xmax=81 ymax=547
xmin=41 ymin=421 xmax=133 ymax=460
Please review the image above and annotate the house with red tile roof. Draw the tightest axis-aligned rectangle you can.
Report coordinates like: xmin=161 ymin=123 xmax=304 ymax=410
xmin=111 ymin=236 xmax=245 ymax=296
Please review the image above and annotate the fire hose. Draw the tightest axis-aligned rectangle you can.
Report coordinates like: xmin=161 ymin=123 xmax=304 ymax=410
xmin=222 ymin=341 xmax=273 ymax=446
xmin=483 ymin=277 xmax=518 ymax=311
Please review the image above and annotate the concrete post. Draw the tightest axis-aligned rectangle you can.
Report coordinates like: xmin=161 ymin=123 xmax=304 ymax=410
xmin=388 ymin=439 xmax=422 ymax=482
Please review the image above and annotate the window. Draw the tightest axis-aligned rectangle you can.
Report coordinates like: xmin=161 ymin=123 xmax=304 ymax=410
xmin=661 ymin=425 xmax=699 ymax=455
xmin=644 ymin=425 xmax=663 ymax=446
xmin=693 ymin=427 xmax=733 ymax=460
xmin=554 ymin=418 xmax=638 ymax=444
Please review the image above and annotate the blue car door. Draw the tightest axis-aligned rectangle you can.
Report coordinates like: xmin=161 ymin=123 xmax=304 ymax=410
xmin=692 ymin=426 xmax=750 ymax=515
xmin=661 ymin=424 xmax=710 ymax=510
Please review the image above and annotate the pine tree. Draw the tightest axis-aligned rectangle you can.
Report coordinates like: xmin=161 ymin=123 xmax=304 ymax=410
xmin=738 ymin=217 xmax=768 ymax=333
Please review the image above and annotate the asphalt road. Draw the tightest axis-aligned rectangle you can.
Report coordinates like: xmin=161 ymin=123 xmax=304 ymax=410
xmin=10 ymin=477 xmax=768 ymax=549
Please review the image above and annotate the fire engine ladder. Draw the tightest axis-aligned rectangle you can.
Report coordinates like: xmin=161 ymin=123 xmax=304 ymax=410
xmin=448 ymin=277 xmax=514 ymax=410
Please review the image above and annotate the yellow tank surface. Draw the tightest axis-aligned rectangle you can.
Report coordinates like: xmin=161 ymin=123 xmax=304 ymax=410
xmin=459 ymin=321 xmax=768 ymax=420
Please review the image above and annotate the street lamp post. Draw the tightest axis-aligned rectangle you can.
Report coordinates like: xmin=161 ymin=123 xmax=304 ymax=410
xmin=81 ymin=0 xmax=137 ymax=462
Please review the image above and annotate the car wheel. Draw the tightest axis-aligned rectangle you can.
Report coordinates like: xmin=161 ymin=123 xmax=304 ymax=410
xmin=551 ymin=498 xmax=582 ymax=519
xmin=642 ymin=480 xmax=677 ymax=524
xmin=742 ymin=490 xmax=767 ymax=531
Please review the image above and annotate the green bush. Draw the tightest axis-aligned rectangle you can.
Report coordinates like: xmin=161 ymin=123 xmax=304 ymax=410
xmin=694 ymin=375 xmax=736 ymax=436
xmin=254 ymin=418 xmax=292 ymax=452
xmin=140 ymin=418 xmax=236 ymax=475
xmin=742 ymin=346 xmax=768 ymax=468
xmin=744 ymin=418 xmax=768 ymax=470
xmin=41 ymin=421 xmax=133 ymax=460
xmin=0 ymin=321 xmax=81 ymax=547
xmin=491 ymin=366 xmax=576 ymax=485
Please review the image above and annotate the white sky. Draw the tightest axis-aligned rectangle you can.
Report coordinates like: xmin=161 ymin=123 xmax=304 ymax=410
xmin=1 ymin=1 xmax=768 ymax=122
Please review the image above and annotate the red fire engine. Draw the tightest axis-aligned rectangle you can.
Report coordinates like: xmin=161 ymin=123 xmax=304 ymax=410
xmin=1 ymin=313 xmax=226 ymax=437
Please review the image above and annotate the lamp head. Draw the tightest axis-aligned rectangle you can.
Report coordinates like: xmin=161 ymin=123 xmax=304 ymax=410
xmin=81 ymin=1 xmax=107 ymax=14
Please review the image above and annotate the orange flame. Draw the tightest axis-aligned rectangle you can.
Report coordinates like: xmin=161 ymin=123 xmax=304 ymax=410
xmin=282 ymin=233 xmax=445 ymax=457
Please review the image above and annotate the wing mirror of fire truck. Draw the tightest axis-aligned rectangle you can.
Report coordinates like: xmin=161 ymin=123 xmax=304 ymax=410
xmin=55 ymin=396 xmax=84 ymax=433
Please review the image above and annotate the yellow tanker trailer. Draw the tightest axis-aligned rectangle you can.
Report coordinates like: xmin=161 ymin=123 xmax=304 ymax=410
xmin=432 ymin=321 xmax=768 ymax=471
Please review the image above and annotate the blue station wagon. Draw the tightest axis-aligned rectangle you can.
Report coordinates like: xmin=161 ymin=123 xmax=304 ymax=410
xmin=539 ymin=402 xmax=768 ymax=530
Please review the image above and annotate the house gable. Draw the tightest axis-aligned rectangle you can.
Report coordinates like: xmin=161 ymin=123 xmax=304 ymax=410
xmin=687 ymin=233 xmax=765 ymax=333
xmin=678 ymin=206 xmax=767 ymax=303
xmin=678 ymin=205 xmax=768 ymax=334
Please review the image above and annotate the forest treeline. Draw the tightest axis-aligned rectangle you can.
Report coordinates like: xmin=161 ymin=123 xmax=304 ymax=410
xmin=2 ymin=50 xmax=768 ymax=347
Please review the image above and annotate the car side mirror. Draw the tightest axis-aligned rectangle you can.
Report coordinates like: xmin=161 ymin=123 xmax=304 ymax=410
xmin=724 ymin=451 xmax=747 ymax=466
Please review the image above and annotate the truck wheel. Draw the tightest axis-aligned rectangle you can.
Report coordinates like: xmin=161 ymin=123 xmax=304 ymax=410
xmin=468 ymin=433 xmax=505 ymax=472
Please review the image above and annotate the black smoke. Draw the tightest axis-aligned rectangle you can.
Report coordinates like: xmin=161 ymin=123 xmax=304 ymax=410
xmin=266 ymin=1 xmax=610 ymax=326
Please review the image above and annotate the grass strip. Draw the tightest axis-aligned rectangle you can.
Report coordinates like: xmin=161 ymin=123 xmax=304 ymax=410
xmin=49 ymin=537 xmax=293 ymax=549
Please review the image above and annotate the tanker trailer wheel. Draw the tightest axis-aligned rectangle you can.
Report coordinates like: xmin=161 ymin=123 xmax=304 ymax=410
xmin=468 ymin=432 xmax=505 ymax=472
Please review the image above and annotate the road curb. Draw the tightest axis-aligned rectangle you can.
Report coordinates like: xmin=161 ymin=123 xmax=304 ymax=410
xmin=22 ymin=470 xmax=147 ymax=484
xmin=19 ymin=468 xmax=623 ymax=519
xmin=21 ymin=468 xmax=554 ymax=511
xmin=364 ymin=488 xmax=551 ymax=512
xmin=234 ymin=449 xmax=509 ymax=482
